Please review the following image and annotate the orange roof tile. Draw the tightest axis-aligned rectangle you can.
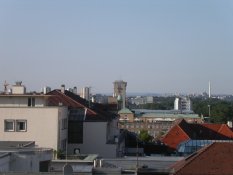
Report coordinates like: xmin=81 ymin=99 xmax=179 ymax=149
xmin=172 ymin=142 xmax=233 ymax=175
xmin=161 ymin=119 xmax=233 ymax=150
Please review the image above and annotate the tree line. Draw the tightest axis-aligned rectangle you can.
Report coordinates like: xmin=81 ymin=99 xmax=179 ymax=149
xmin=130 ymin=96 xmax=233 ymax=123
xmin=192 ymin=98 xmax=233 ymax=123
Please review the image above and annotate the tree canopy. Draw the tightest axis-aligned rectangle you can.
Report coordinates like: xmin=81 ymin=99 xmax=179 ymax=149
xmin=192 ymin=98 xmax=233 ymax=123
xmin=138 ymin=129 xmax=153 ymax=143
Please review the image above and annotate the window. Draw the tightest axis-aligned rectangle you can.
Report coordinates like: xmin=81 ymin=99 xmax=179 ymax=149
xmin=68 ymin=121 xmax=83 ymax=144
xmin=16 ymin=120 xmax=27 ymax=132
xmin=28 ymin=97 xmax=35 ymax=107
xmin=4 ymin=120 xmax=15 ymax=132
xmin=62 ymin=118 xmax=68 ymax=129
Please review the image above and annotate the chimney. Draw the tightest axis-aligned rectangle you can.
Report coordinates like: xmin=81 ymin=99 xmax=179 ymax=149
xmin=61 ymin=84 xmax=65 ymax=93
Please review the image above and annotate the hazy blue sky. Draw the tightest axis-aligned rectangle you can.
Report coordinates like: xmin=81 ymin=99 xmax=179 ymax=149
xmin=0 ymin=0 xmax=233 ymax=94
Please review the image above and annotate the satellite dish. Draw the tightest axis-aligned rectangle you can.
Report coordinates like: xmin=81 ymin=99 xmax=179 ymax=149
xmin=74 ymin=148 xmax=80 ymax=154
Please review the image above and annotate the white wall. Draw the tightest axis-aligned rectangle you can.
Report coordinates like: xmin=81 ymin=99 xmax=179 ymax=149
xmin=0 ymin=107 xmax=68 ymax=151
xmin=68 ymin=122 xmax=117 ymax=158
xmin=0 ymin=96 xmax=48 ymax=107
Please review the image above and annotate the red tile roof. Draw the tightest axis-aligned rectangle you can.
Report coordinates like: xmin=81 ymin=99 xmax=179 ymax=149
xmin=162 ymin=123 xmax=190 ymax=150
xmin=47 ymin=90 xmax=114 ymax=121
xmin=161 ymin=119 xmax=233 ymax=150
xmin=171 ymin=142 xmax=233 ymax=175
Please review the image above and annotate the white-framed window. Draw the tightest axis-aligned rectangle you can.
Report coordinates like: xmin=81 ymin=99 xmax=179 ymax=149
xmin=16 ymin=120 xmax=27 ymax=132
xmin=4 ymin=120 xmax=15 ymax=132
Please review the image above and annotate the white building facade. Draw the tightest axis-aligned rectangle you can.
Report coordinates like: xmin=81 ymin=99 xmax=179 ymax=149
xmin=80 ymin=87 xmax=90 ymax=101
xmin=68 ymin=120 xmax=121 ymax=158
xmin=174 ymin=97 xmax=192 ymax=112
xmin=0 ymin=83 xmax=68 ymax=152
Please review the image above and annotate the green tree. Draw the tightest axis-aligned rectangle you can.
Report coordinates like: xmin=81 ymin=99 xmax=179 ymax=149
xmin=192 ymin=97 xmax=233 ymax=123
xmin=138 ymin=130 xmax=153 ymax=143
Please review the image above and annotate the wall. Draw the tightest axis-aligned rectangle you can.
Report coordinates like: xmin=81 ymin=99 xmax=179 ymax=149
xmin=68 ymin=122 xmax=117 ymax=158
xmin=0 ymin=107 xmax=68 ymax=151
xmin=50 ymin=160 xmax=93 ymax=173
xmin=0 ymin=153 xmax=10 ymax=172
xmin=0 ymin=96 xmax=48 ymax=107
xmin=57 ymin=107 xmax=68 ymax=151
xmin=119 ymin=113 xmax=134 ymax=122
xmin=106 ymin=118 xmax=120 ymax=143
xmin=9 ymin=150 xmax=53 ymax=172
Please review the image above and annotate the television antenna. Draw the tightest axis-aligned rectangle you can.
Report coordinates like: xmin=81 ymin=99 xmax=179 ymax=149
xmin=3 ymin=81 xmax=9 ymax=93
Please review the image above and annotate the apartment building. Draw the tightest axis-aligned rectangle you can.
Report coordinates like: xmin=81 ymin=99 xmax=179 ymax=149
xmin=0 ymin=82 xmax=68 ymax=151
xmin=48 ymin=87 xmax=125 ymax=158
xmin=174 ymin=97 xmax=192 ymax=112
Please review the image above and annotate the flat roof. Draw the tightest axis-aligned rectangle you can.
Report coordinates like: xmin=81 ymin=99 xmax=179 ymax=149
xmin=0 ymin=94 xmax=52 ymax=97
xmin=0 ymin=141 xmax=34 ymax=149
xmin=140 ymin=113 xmax=200 ymax=119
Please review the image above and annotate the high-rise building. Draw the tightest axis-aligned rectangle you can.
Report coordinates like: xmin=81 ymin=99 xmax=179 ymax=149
xmin=80 ymin=87 xmax=90 ymax=101
xmin=113 ymin=80 xmax=127 ymax=109
xmin=174 ymin=97 xmax=192 ymax=112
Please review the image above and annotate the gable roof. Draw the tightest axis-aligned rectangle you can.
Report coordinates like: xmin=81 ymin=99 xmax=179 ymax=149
xmin=171 ymin=142 xmax=233 ymax=175
xmin=48 ymin=90 xmax=115 ymax=122
xmin=161 ymin=119 xmax=233 ymax=150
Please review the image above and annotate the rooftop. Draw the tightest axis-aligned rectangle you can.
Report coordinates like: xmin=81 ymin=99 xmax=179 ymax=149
xmin=161 ymin=119 xmax=233 ymax=150
xmin=118 ymin=108 xmax=133 ymax=114
xmin=172 ymin=142 xmax=233 ymax=175
xmin=48 ymin=89 xmax=116 ymax=122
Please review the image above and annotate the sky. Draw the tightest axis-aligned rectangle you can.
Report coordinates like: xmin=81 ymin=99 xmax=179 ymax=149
xmin=0 ymin=0 xmax=233 ymax=94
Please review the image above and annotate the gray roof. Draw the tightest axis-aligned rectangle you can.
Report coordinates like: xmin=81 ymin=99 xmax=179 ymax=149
xmin=0 ymin=141 xmax=35 ymax=149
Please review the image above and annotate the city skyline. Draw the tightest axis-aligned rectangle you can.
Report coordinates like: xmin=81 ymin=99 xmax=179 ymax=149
xmin=1 ymin=1 xmax=233 ymax=94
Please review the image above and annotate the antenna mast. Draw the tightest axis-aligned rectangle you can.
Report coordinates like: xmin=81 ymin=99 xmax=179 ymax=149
xmin=3 ymin=81 xmax=9 ymax=94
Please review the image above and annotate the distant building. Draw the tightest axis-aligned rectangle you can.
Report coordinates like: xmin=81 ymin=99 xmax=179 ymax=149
xmin=130 ymin=96 xmax=145 ymax=105
xmin=113 ymin=80 xmax=127 ymax=110
xmin=118 ymin=110 xmax=201 ymax=139
xmin=129 ymin=96 xmax=155 ymax=106
xmin=93 ymin=94 xmax=108 ymax=104
xmin=161 ymin=119 xmax=233 ymax=152
xmin=42 ymin=86 xmax=51 ymax=94
xmin=174 ymin=97 xmax=192 ymax=112
xmin=80 ymin=87 xmax=90 ymax=101
xmin=145 ymin=96 xmax=155 ymax=104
